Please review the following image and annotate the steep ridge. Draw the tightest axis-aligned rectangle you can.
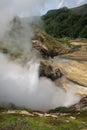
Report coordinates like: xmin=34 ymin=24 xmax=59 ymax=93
xmin=42 ymin=4 xmax=87 ymax=38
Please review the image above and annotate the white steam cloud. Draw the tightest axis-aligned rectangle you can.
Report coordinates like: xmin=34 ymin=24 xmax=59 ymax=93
xmin=0 ymin=53 xmax=80 ymax=111
xmin=0 ymin=0 xmax=46 ymax=38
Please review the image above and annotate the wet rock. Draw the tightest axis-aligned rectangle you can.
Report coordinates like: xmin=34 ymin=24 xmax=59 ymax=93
xmin=39 ymin=60 xmax=63 ymax=81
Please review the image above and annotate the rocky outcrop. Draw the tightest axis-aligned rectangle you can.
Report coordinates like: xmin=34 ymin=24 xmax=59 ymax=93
xmin=39 ymin=60 xmax=63 ymax=81
xmin=33 ymin=28 xmax=69 ymax=57
xmin=70 ymin=96 xmax=87 ymax=111
xmin=33 ymin=40 xmax=49 ymax=57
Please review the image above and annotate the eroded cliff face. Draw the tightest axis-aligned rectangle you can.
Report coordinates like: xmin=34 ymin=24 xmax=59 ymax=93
xmin=32 ymin=27 xmax=69 ymax=57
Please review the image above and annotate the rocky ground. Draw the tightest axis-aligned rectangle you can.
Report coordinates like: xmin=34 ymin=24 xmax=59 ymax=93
xmin=0 ymin=104 xmax=87 ymax=130
xmin=61 ymin=39 xmax=87 ymax=61
xmin=53 ymin=40 xmax=87 ymax=96
xmin=35 ymin=37 xmax=87 ymax=96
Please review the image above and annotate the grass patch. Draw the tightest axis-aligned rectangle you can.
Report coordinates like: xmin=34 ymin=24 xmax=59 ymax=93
xmin=0 ymin=110 xmax=87 ymax=130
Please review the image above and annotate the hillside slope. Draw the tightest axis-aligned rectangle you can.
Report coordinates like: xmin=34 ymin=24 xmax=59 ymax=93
xmin=42 ymin=4 xmax=87 ymax=38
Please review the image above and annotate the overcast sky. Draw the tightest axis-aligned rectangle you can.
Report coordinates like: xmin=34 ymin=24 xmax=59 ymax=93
xmin=42 ymin=0 xmax=87 ymax=14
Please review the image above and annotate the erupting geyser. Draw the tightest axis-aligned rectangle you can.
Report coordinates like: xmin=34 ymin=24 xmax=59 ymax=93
xmin=0 ymin=53 xmax=80 ymax=111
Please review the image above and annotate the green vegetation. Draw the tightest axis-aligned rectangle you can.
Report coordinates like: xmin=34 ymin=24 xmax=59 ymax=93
xmin=0 ymin=110 xmax=87 ymax=130
xmin=57 ymin=37 xmax=73 ymax=47
xmin=48 ymin=106 xmax=76 ymax=113
xmin=42 ymin=4 xmax=87 ymax=39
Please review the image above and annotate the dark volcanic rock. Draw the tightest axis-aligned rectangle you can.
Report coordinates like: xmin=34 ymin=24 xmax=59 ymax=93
xmin=39 ymin=60 xmax=63 ymax=81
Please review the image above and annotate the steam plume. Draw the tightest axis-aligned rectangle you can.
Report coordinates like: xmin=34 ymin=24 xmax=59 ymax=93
xmin=0 ymin=0 xmax=46 ymax=55
xmin=0 ymin=53 xmax=80 ymax=111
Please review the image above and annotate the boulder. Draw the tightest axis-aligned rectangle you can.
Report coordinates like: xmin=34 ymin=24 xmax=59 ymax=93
xmin=39 ymin=60 xmax=63 ymax=81
xmin=72 ymin=96 xmax=87 ymax=111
